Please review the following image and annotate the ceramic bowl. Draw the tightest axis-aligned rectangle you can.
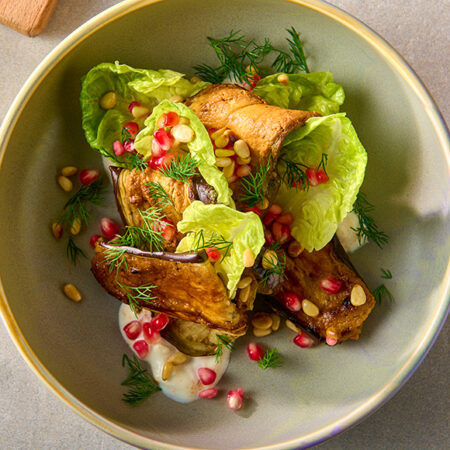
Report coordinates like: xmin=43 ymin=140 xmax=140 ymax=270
xmin=0 ymin=0 xmax=448 ymax=448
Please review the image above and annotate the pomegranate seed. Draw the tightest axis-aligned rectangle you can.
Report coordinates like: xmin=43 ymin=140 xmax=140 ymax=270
xmin=161 ymin=111 xmax=180 ymax=128
xmin=151 ymin=313 xmax=169 ymax=331
xmin=268 ymin=204 xmax=282 ymax=215
xmin=264 ymin=228 xmax=274 ymax=246
xmin=277 ymin=212 xmax=294 ymax=226
xmin=100 ymin=217 xmax=120 ymax=240
xmin=152 ymin=218 xmax=176 ymax=241
xmin=113 ymin=140 xmax=125 ymax=156
xmin=316 ymin=170 xmax=329 ymax=184
xmin=250 ymin=73 xmax=260 ymax=87
xmin=279 ymin=225 xmax=292 ymax=244
xmin=133 ymin=340 xmax=149 ymax=359
xmin=306 ymin=168 xmax=319 ymax=187
xmin=263 ymin=212 xmax=277 ymax=226
xmin=151 ymin=138 xmax=165 ymax=158
xmin=123 ymin=321 xmax=142 ymax=340
xmin=198 ymin=388 xmax=218 ymax=399
xmin=326 ymin=336 xmax=338 ymax=346
xmin=272 ymin=221 xmax=283 ymax=241
xmin=153 ymin=128 xmax=173 ymax=151
xmin=79 ymin=168 xmax=100 ymax=186
xmin=123 ymin=122 xmax=139 ymax=139
xmin=245 ymin=206 xmax=262 ymax=216
xmin=128 ymin=101 xmax=140 ymax=113
xmin=227 ymin=388 xmax=244 ymax=410
xmin=198 ymin=367 xmax=217 ymax=385
xmin=284 ymin=292 xmax=301 ymax=312
xmin=293 ymin=333 xmax=314 ymax=348
xmin=320 ymin=277 xmax=343 ymax=294
xmin=227 ymin=175 xmax=238 ymax=183
xmin=247 ymin=342 xmax=264 ymax=361
xmin=206 ymin=247 xmax=221 ymax=262
xmin=89 ymin=234 xmax=101 ymax=248
xmin=143 ymin=322 xmax=161 ymax=344
xmin=123 ymin=139 xmax=135 ymax=153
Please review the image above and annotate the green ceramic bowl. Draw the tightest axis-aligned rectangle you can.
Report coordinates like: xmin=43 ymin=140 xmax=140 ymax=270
xmin=0 ymin=0 xmax=448 ymax=448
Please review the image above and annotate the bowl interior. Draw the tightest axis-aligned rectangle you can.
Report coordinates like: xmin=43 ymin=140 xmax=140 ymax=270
xmin=0 ymin=0 xmax=448 ymax=448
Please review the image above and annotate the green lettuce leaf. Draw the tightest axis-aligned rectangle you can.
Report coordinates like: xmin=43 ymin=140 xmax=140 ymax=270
xmin=177 ymin=202 xmax=265 ymax=298
xmin=253 ymin=72 xmax=345 ymax=115
xmin=276 ymin=113 xmax=367 ymax=252
xmin=80 ymin=61 xmax=209 ymax=156
xmin=134 ymin=100 xmax=233 ymax=206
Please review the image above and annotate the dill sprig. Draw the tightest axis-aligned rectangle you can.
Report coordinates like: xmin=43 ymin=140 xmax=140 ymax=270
xmin=215 ymin=334 xmax=235 ymax=362
xmin=66 ymin=236 xmax=87 ymax=264
xmin=352 ymin=191 xmax=389 ymax=248
xmin=118 ymin=281 xmax=156 ymax=317
xmin=98 ymin=146 xmax=147 ymax=172
xmin=257 ymin=348 xmax=282 ymax=370
xmin=121 ymin=354 xmax=160 ymax=404
xmin=261 ymin=244 xmax=287 ymax=285
xmin=190 ymin=230 xmax=233 ymax=262
xmin=194 ymin=27 xmax=309 ymax=84
xmin=146 ymin=181 xmax=173 ymax=208
xmin=373 ymin=268 xmax=394 ymax=305
xmin=237 ymin=158 xmax=271 ymax=207
xmin=381 ymin=268 xmax=392 ymax=279
xmin=158 ymin=154 xmax=198 ymax=184
xmin=316 ymin=153 xmax=328 ymax=174
xmin=279 ymin=157 xmax=309 ymax=190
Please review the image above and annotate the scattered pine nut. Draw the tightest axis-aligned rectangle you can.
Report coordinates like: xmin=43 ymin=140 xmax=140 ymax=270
xmin=258 ymin=197 xmax=269 ymax=210
xmin=243 ymin=248 xmax=255 ymax=267
xmin=271 ymin=313 xmax=280 ymax=331
xmin=99 ymin=91 xmax=117 ymax=110
xmin=252 ymin=312 xmax=273 ymax=330
xmin=237 ymin=276 xmax=253 ymax=289
xmin=222 ymin=161 xmax=235 ymax=178
xmin=216 ymin=157 xmax=232 ymax=168
xmin=233 ymin=139 xmax=250 ymax=159
xmin=51 ymin=222 xmax=62 ymax=239
xmin=167 ymin=352 xmax=188 ymax=366
xmin=253 ymin=327 xmax=272 ymax=337
xmin=302 ymin=299 xmax=320 ymax=317
xmin=350 ymin=284 xmax=367 ymax=306
xmin=132 ymin=105 xmax=150 ymax=119
xmin=70 ymin=217 xmax=82 ymax=235
xmin=190 ymin=76 xmax=202 ymax=83
xmin=214 ymin=134 xmax=229 ymax=148
xmin=57 ymin=175 xmax=73 ymax=192
xmin=262 ymin=249 xmax=278 ymax=269
xmin=288 ymin=240 xmax=304 ymax=258
xmin=63 ymin=283 xmax=82 ymax=302
xmin=286 ymin=319 xmax=300 ymax=333
xmin=326 ymin=327 xmax=338 ymax=339
xmin=179 ymin=116 xmax=190 ymax=125
xmin=169 ymin=95 xmax=184 ymax=103
xmin=277 ymin=73 xmax=289 ymax=86
xmin=237 ymin=156 xmax=251 ymax=165
xmin=162 ymin=362 xmax=174 ymax=381
xmin=215 ymin=149 xmax=235 ymax=158
xmin=61 ymin=166 xmax=78 ymax=177
xmin=238 ymin=285 xmax=251 ymax=304
xmin=171 ymin=124 xmax=195 ymax=143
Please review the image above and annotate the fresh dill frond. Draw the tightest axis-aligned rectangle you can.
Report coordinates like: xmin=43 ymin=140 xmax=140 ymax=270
xmin=316 ymin=153 xmax=328 ymax=174
xmin=118 ymin=281 xmax=156 ymax=317
xmin=193 ymin=63 xmax=227 ymax=84
xmin=279 ymin=157 xmax=309 ymax=190
xmin=215 ymin=334 xmax=235 ymax=362
xmin=352 ymin=192 xmax=389 ymax=248
xmin=121 ymin=127 xmax=132 ymax=142
xmin=121 ymin=354 xmax=160 ymax=404
xmin=66 ymin=236 xmax=87 ymax=265
xmin=145 ymin=181 xmax=173 ymax=208
xmin=158 ymin=154 xmax=198 ymax=184
xmin=284 ymin=26 xmax=309 ymax=73
xmin=98 ymin=146 xmax=147 ymax=172
xmin=373 ymin=284 xmax=394 ymax=305
xmin=237 ymin=158 xmax=271 ymax=207
xmin=190 ymin=230 xmax=233 ymax=262
xmin=381 ymin=268 xmax=393 ymax=279
xmin=257 ymin=348 xmax=282 ymax=370
xmin=127 ymin=152 xmax=148 ymax=172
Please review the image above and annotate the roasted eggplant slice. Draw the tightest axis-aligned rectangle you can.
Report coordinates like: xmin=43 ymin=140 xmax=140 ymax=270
xmin=92 ymin=242 xmax=248 ymax=336
xmin=265 ymin=237 xmax=375 ymax=343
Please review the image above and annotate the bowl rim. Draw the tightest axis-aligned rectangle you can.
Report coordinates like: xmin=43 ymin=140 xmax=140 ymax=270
xmin=0 ymin=0 xmax=449 ymax=448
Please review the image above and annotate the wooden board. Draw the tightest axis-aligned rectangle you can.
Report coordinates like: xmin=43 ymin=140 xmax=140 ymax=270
xmin=0 ymin=0 xmax=59 ymax=36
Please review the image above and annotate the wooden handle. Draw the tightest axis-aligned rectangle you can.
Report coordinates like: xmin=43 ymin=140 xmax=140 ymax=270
xmin=0 ymin=0 xmax=59 ymax=37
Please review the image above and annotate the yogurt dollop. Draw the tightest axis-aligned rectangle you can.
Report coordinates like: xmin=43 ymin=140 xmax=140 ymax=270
xmin=119 ymin=303 xmax=230 ymax=403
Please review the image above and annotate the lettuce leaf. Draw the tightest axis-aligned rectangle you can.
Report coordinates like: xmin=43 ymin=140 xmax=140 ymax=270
xmin=253 ymin=72 xmax=345 ymax=115
xmin=176 ymin=202 xmax=265 ymax=298
xmin=134 ymin=100 xmax=233 ymax=206
xmin=276 ymin=113 xmax=367 ymax=252
xmin=80 ymin=61 xmax=209 ymax=155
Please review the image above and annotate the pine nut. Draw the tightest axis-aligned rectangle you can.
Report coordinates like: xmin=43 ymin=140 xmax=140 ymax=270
xmin=288 ymin=241 xmax=304 ymax=258
xmin=233 ymin=139 xmax=250 ymax=159
xmin=132 ymin=105 xmax=150 ymax=119
xmin=243 ymin=248 xmax=254 ymax=267
xmin=215 ymin=149 xmax=235 ymax=158
xmin=326 ymin=327 xmax=338 ymax=339
xmin=63 ymin=283 xmax=82 ymax=302
xmin=237 ymin=276 xmax=253 ymax=289
xmin=190 ymin=76 xmax=202 ymax=83
xmin=236 ymin=165 xmax=251 ymax=178
xmin=61 ymin=166 xmax=77 ymax=177
xmin=258 ymin=197 xmax=269 ymax=210
xmin=262 ymin=249 xmax=278 ymax=269
xmin=57 ymin=175 xmax=73 ymax=192
xmin=214 ymin=134 xmax=229 ymax=148
xmin=277 ymin=73 xmax=289 ymax=86
xmin=171 ymin=124 xmax=195 ymax=143
xmin=350 ymin=284 xmax=367 ymax=306
xmin=179 ymin=116 xmax=190 ymax=125
xmin=252 ymin=312 xmax=273 ymax=330
xmin=70 ymin=217 xmax=82 ymax=235
xmin=100 ymin=91 xmax=117 ymax=109
xmin=169 ymin=95 xmax=184 ymax=103
xmin=222 ymin=161 xmax=235 ymax=178
xmin=162 ymin=362 xmax=174 ymax=381
xmin=167 ymin=352 xmax=188 ymax=366
xmin=216 ymin=157 xmax=232 ymax=168
xmin=51 ymin=222 xmax=62 ymax=239
xmin=238 ymin=285 xmax=251 ymax=303
xmin=286 ymin=319 xmax=300 ymax=333
xmin=253 ymin=327 xmax=272 ymax=337
xmin=210 ymin=127 xmax=227 ymax=140
xmin=271 ymin=313 xmax=280 ymax=331
xmin=237 ymin=156 xmax=251 ymax=165
xmin=302 ymin=299 xmax=320 ymax=317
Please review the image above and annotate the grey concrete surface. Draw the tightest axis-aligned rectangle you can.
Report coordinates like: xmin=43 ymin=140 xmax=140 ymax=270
xmin=0 ymin=0 xmax=448 ymax=449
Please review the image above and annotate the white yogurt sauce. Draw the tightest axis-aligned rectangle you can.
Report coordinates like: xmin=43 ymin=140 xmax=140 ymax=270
xmin=119 ymin=303 xmax=230 ymax=403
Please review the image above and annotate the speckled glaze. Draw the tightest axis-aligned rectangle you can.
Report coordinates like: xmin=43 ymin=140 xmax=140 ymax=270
xmin=0 ymin=0 xmax=448 ymax=449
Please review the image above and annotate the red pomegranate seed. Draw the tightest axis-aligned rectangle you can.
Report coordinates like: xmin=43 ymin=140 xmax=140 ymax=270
xmin=113 ymin=140 xmax=125 ymax=156
xmin=227 ymin=175 xmax=238 ymax=183
xmin=151 ymin=138 xmax=165 ymax=158
xmin=89 ymin=234 xmax=101 ymax=248
xmin=123 ymin=321 xmax=142 ymax=340
xmin=206 ymin=247 xmax=221 ymax=262
xmin=133 ymin=340 xmax=149 ymax=359
xmin=279 ymin=224 xmax=292 ymax=244
xmin=100 ymin=217 xmax=120 ymax=240
xmin=79 ymin=168 xmax=100 ymax=186
xmin=320 ymin=277 xmax=343 ymax=294
xmin=326 ymin=336 xmax=338 ymax=346
xmin=227 ymin=388 xmax=244 ymax=410
xmin=152 ymin=218 xmax=176 ymax=242
xmin=153 ymin=128 xmax=173 ymax=151
xmin=277 ymin=212 xmax=294 ymax=226
xmin=247 ymin=342 xmax=264 ymax=361
xmin=306 ymin=168 xmax=319 ymax=187
xmin=264 ymin=228 xmax=274 ymax=246
xmin=151 ymin=313 xmax=169 ymax=331
xmin=198 ymin=367 xmax=217 ymax=385
xmin=293 ymin=333 xmax=314 ymax=348
xmin=128 ymin=101 xmax=140 ymax=113
xmin=272 ymin=221 xmax=283 ymax=241
xmin=123 ymin=139 xmax=135 ymax=153
xmin=284 ymin=292 xmax=301 ymax=312
xmin=161 ymin=111 xmax=180 ymax=128
xmin=123 ymin=122 xmax=139 ymax=139
xmin=263 ymin=212 xmax=277 ymax=226
xmin=245 ymin=206 xmax=262 ymax=217
xmin=142 ymin=322 xmax=161 ymax=344
xmin=316 ymin=170 xmax=329 ymax=184
xmin=198 ymin=388 xmax=218 ymax=399
xmin=268 ymin=204 xmax=282 ymax=215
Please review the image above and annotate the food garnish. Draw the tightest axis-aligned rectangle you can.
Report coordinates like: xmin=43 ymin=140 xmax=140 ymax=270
xmin=145 ymin=181 xmax=174 ymax=207
xmin=260 ymin=241 xmax=287 ymax=286
xmin=215 ymin=334 xmax=235 ymax=362
xmin=257 ymin=348 xmax=282 ymax=370
xmin=373 ymin=268 xmax=394 ymax=304
xmin=158 ymin=154 xmax=199 ymax=184
xmin=237 ymin=158 xmax=271 ymax=207
xmin=66 ymin=236 xmax=87 ymax=264
xmin=190 ymin=229 xmax=233 ymax=262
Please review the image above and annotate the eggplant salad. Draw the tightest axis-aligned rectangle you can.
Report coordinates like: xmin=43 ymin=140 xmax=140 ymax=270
xmin=59 ymin=29 xmax=392 ymax=407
